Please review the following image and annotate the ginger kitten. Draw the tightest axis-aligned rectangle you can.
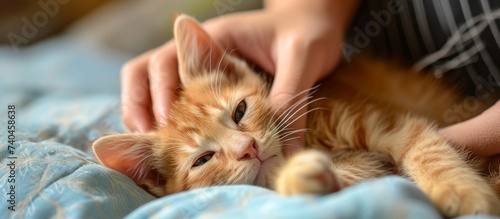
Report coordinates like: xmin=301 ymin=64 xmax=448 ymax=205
xmin=92 ymin=15 xmax=500 ymax=217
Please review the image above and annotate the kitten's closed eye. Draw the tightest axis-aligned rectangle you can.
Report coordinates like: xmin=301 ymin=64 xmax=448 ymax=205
xmin=233 ymin=100 xmax=247 ymax=124
xmin=193 ymin=152 xmax=215 ymax=167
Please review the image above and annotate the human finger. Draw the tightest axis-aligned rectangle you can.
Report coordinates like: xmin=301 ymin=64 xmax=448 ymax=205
xmin=148 ymin=41 xmax=180 ymax=126
xmin=121 ymin=51 xmax=156 ymax=132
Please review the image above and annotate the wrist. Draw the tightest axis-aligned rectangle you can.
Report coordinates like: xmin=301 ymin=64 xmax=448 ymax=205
xmin=264 ymin=0 xmax=360 ymax=31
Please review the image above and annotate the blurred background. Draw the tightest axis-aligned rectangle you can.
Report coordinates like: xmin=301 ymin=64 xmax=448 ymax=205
xmin=0 ymin=0 xmax=262 ymax=96
xmin=1 ymin=0 xmax=262 ymax=54
xmin=0 ymin=0 xmax=263 ymax=150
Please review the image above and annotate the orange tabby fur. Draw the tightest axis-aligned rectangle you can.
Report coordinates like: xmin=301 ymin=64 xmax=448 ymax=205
xmin=92 ymin=15 xmax=500 ymax=217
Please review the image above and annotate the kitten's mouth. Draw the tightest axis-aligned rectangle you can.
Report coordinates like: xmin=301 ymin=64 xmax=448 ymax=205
xmin=257 ymin=155 xmax=277 ymax=165
xmin=252 ymin=155 xmax=277 ymax=186
xmin=257 ymin=155 xmax=277 ymax=164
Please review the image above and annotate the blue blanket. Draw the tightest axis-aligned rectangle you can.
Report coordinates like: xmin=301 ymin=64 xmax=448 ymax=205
xmin=0 ymin=38 xmax=498 ymax=219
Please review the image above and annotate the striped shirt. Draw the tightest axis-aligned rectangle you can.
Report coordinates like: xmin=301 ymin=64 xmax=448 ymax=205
xmin=346 ymin=0 xmax=500 ymax=97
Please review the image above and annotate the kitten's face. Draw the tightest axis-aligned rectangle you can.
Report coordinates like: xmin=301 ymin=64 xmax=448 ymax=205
xmin=92 ymin=15 xmax=287 ymax=196
xmin=154 ymin=65 xmax=285 ymax=195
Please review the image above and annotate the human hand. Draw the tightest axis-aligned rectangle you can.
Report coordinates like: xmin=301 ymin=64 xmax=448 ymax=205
xmin=121 ymin=1 xmax=359 ymax=155
xmin=440 ymin=101 xmax=500 ymax=168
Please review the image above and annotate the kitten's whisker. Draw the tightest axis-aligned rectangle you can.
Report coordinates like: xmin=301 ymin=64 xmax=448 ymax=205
xmin=277 ymin=107 xmax=327 ymax=134
xmin=269 ymin=85 xmax=320 ymax=121
xmin=215 ymin=47 xmax=228 ymax=75
xmin=278 ymin=98 xmax=326 ymax=128
xmin=265 ymin=84 xmax=320 ymax=134
xmin=215 ymin=49 xmax=227 ymax=97
xmin=274 ymin=95 xmax=312 ymax=124
xmin=129 ymin=154 xmax=153 ymax=181
xmin=210 ymin=73 xmax=218 ymax=102
xmin=279 ymin=128 xmax=311 ymax=136
xmin=280 ymin=128 xmax=312 ymax=138
xmin=215 ymin=48 xmax=237 ymax=98
xmin=274 ymin=98 xmax=326 ymax=133
xmin=209 ymin=45 xmax=222 ymax=102
xmin=276 ymin=97 xmax=311 ymax=131
xmin=278 ymin=128 xmax=311 ymax=141
xmin=270 ymin=95 xmax=326 ymax=133
xmin=270 ymin=90 xmax=312 ymax=124
xmin=220 ymin=49 xmax=237 ymax=74
xmin=209 ymin=44 xmax=213 ymax=72
xmin=215 ymin=70 xmax=221 ymax=100
xmin=268 ymin=95 xmax=312 ymax=133
xmin=267 ymin=94 xmax=305 ymax=130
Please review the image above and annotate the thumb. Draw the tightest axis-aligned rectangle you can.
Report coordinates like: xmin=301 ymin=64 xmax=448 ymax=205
xmin=440 ymin=101 xmax=500 ymax=157
xmin=269 ymin=38 xmax=323 ymax=156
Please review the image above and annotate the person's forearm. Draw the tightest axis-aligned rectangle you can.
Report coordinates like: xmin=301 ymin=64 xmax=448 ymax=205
xmin=264 ymin=0 xmax=361 ymax=31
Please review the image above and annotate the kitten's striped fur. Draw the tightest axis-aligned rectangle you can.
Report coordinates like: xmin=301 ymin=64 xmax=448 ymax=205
xmin=92 ymin=15 xmax=500 ymax=217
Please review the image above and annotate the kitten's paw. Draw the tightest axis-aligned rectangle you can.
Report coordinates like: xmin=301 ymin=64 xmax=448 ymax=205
xmin=275 ymin=150 xmax=340 ymax=195
xmin=426 ymin=181 xmax=500 ymax=217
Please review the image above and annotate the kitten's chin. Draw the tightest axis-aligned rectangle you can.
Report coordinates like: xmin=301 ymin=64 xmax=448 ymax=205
xmin=252 ymin=170 xmax=272 ymax=188
xmin=252 ymin=156 xmax=282 ymax=188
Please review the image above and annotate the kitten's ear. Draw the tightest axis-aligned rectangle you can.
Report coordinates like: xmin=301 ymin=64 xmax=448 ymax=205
xmin=174 ymin=14 xmax=236 ymax=85
xmin=92 ymin=133 xmax=162 ymax=185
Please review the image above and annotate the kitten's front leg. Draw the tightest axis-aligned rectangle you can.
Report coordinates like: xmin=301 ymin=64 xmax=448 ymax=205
xmin=275 ymin=149 xmax=394 ymax=195
xmin=275 ymin=150 xmax=340 ymax=195
xmin=396 ymin=122 xmax=500 ymax=217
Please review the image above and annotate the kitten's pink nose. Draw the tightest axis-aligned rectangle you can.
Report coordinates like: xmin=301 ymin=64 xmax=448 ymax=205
xmin=237 ymin=139 xmax=258 ymax=161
